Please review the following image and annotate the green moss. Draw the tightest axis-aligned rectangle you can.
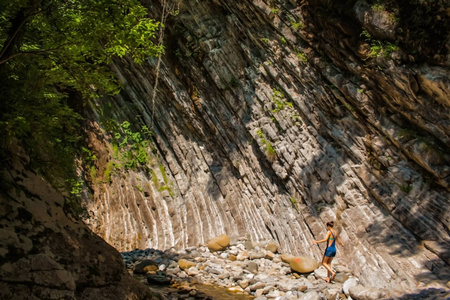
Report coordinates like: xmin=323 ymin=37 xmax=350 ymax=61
xmin=256 ymin=128 xmax=277 ymax=161
xmin=400 ymin=183 xmax=412 ymax=194
xmin=159 ymin=164 xmax=168 ymax=184
xmin=290 ymin=197 xmax=299 ymax=211
xmin=90 ymin=165 xmax=97 ymax=180
xmin=296 ymin=51 xmax=307 ymax=63
xmin=103 ymin=161 xmax=114 ymax=183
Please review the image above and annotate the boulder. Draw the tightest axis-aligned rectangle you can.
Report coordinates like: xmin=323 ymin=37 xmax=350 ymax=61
xmin=299 ymin=291 xmax=320 ymax=300
xmin=349 ymin=284 xmax=386 ymax=300
xmin=280 ymin=254 xmax=294 ymax=263
xmin=334 ymin=272 xmax=349 ymax=283
xmin=146 ymin=273 xmax=171 ymax=285
xmin=133 ymin=260 xmax=158 ymax=274
xmin=207 ymin=234 xmax=230 ymax=252
xmin=289 ymin=256 xmax=320 ymax=273
xmin=178 ymin=259 xmax=196 ymax=270
xmin=343 ymin=277 xmax=359 ymax=295
xmin=313 ymin=266 xmax=328 ymax=279
xmin=265 ymin=242 xmax=279 ymax=253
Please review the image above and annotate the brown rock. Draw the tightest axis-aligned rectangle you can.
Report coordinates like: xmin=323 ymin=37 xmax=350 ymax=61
xmin=229 ymin=254 xmax=237 ymax=261
xmin=265 ymin=251 xmax=275 ymax=260
xmin=133 ymin=260 xmax=158 ymax=274
xmin=289 ymin=256 xmax=320 ymax=273
xmin=298 ymin=285 xmax=308 ymax=292
xmin=178 ymin=259 xmax=196 ymax=270
xmin=265 ymin=242 xmax=279 ymax=253
xmin=280 ymin=254 xmax=294 ymax=263
xmin=207 ymin=234 xmax=230 ymax=252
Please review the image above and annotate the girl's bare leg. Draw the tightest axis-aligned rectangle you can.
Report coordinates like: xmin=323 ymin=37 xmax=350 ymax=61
xmin=322 ymin=257 xmax=336 ymax=282
xmin=322 ymin=257 xmax=332 ymax=282
xmin=329 ymin=257 xmax=336 ymax=281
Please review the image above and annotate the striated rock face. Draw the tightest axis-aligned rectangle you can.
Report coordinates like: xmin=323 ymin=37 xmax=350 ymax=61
xmin=82 ymin=0 xmax=449 ymax=295
xmin=0 ymin=144 xmax=154 ymax=299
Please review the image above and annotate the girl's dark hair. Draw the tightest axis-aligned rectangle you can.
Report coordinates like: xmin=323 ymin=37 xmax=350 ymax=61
xmin=326 ymin=221 xmax=334 ymax=227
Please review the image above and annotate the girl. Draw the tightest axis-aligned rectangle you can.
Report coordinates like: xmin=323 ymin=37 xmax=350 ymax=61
xmin=312 ymin=221 xmax=344 ymax=283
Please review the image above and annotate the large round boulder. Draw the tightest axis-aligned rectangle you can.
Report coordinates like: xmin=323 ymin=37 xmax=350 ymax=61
xmin=207 ymin=234 xmax=230 ymax=252
xmin=288 ymin=256 xmax=320 ymax=273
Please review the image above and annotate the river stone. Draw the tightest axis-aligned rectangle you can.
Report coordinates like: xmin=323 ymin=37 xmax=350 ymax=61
xmin=349 ymin=284 xmax=385 ymax=300
xmin=250 ymin=251 xmax=265 ymax=259
xmin=207 ymin=234 xmax=230 ymax=252
xmin=298 ymin=285 xmax=308 ymax=292
xmin=237 ymin=251 xmax=250 ymax=261
xmin=299 ymin=291 xmax=320 ymax=300
xmin=246 ymin=261 xmax=259 ymax=273
xmin=265 ymin=242 xmax=279 ymax=253
xmin=186 ymin=267 xmax=200 ymax=276
xmin=265 ymin=251 xmax=275 ymax=260
xmin=343 ymin=277 xmax=359 ymax=295
xmin=146 ymin=273 xmax=171 ymax=285
xmin=334 ymin=272 xmax=349 ymax=283
xmin=289 ymin=256 xmax=320 ymax=273
xmin=280 ymin=254 xmax=294 ymax=263
xmin=178 ymin=258 xmax=196 ymax=270
xmin=238 ymin=279 xmax=250 ymax=289
xmin=133 ymin=260 xmax=158 ymax=274
xmin=314 ymin=266 xmax=328 ymax=279
xmin=244 ymin=240 xmax=254 ymax=250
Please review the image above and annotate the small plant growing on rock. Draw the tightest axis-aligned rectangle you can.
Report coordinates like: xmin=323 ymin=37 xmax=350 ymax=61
xmin=360 ymin=29 xmax=399 ymax=58
xmin=289 ymin=17 xmax=303 ymax=30
xmin=290 ymin=197 xmax=299 ymax=211
xmin=256 ymin=128 xmax=277 ymax=161
xmin=270 ymin=7 xmax=280 ymax=14
xmin=296 ymin=51 xmax=308 ymax=63
xmin=400 ymin=183 xmax=412 ymax=194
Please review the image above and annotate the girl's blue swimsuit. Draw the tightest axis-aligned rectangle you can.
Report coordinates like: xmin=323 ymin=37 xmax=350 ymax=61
xmin=324 ymin=230 xmax=336 ymax=257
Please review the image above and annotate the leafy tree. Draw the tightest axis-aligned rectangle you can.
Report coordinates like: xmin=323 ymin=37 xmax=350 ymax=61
xmin=0 ymin=0 xmax=162 ymax=196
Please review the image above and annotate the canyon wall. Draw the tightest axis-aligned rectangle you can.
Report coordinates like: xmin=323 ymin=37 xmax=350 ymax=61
xmin=82 ymin=0 xmax=449 ymax=294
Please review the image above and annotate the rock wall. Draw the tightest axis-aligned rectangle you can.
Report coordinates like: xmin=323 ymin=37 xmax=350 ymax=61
xmin=0 ymin=143 xmax=154 ymax=299
xmin=83 ymin=0 xmax=450 ymax=294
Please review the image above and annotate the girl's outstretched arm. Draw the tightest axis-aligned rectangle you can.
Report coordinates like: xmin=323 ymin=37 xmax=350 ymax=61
xmin=337 ymin=234 xmax=344 ymax=247
xmin=312 ymin=231 xmax=331 ymax=244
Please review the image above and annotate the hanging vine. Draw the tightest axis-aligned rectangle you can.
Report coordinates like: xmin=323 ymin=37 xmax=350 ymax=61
xmin=150 ymin=0 xmax=181 ymax=129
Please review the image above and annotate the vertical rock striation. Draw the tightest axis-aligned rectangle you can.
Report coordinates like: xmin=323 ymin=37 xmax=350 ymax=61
xmin=83 ymin=0 xmax=449 ymax=294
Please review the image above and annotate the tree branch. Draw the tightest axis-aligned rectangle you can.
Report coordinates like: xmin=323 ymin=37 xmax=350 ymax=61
xmin=0 ymin=43 xmax=76 ymax=65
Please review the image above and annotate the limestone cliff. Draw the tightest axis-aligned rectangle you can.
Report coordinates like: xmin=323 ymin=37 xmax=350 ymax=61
xmin=82 ymin=0 xmax=449 ymax=295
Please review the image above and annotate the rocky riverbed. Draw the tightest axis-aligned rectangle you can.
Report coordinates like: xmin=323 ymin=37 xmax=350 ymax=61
xmin=121 ymin=237 xmax=380 ymax=300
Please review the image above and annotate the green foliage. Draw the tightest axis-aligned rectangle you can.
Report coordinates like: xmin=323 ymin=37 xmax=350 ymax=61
xmin=68 ymin=179 xmax=83 ymax=197
xmin=296 ymin=51 xmax=308 ymax=63
xmin=400 ymin=183 xmax=412 ymax=194
xmin=360 ymin=29 xmax=399 ymax=58
xmin=256 ymin=128 xmax=277 ymax=161
xmin=271 ymin=87 xmax=292 ymax=113
xmin=260 ymin=38 xmax=270 ymax=44
xmin=290 ymin=197 xmax=299 ymax=211
xmin=289 ymin=17 xmax=304 ymax=30
xmin=111 ymin=121 xmax=153 ymax=172
xmin=90 ymin=165 xmax=97 ymax=181
xmin=103 ymin=161 xmax=115 ymax=183
xmin=0 ymin=0 xmax=162 ymax=216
